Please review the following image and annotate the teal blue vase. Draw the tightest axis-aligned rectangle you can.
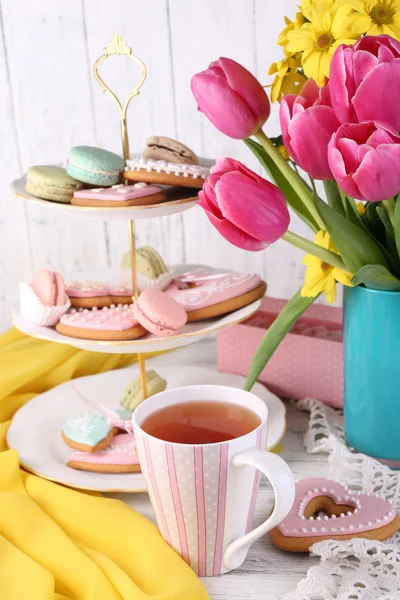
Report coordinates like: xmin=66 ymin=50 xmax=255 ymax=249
xmin=344 ymin=285 xmax=400 ymax=466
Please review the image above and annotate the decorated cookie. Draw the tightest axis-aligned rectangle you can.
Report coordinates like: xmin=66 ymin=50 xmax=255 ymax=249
xmin=62 ymin=385 xmax=133 ymax=453
xmin=133 ymin=289 xmax=187 ymax=337
xmin=124 ymin=157 xmax=210 ymax=189
xmin=120 ymin=369 xmax=167 ymax=411
xmin=269 ymin=478 xmax=400 ymax=552
xmin=62 ymin=409 xmax=132 ymax=453
xmin=55 ymin=305 xmax=146 ymax=341
xmin=143 ymin=136 xmax=198 ymax=165
xmin=71 ymin=182 xmax=166 ymax=207
xmin=121 ymin=246 xmax=173 ymax=291
xmin=25 ymin=165 xmax=83 ymax=203
xmin=20 ymin=269 xmax=70 ymax=326
xmin=67 ymin=433 xmax=141 ymax=473
xmin=167 ymin=269 xmax=267 ymax=321
xmin=65 ymin=280 xmax=133 ymax=309
xmin=66 ymin=146 xmax=124 ymax=187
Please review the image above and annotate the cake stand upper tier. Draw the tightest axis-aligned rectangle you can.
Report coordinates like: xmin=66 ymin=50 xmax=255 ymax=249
xmin=11 ymin=157 xmax=214 ymax=221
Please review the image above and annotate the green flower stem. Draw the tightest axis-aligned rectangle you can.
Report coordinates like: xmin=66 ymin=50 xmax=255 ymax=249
xmin=383 ymin=198 xmax=395 ymax=221
xmin=282 ymin=230 xmax=347 ymax=270
xmin=254 ymin=129 xmax=325 ymax=231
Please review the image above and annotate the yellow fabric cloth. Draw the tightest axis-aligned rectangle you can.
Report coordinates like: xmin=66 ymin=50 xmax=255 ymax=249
xmin=0 ymin=328 xmax=207 ymax=600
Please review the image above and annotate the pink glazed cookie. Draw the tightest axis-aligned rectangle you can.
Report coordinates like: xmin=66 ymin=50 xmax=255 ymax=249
xmin=71 ymin=182 xmax=166 ymax=207
xmin=167 ymin=269 xmax=267 ymax=322
xmin=56 ymin=305 xmax=146 ymax=341
xmin=65 ymin=280 xmax=133 ymax=308
xmin=67 ymin=433 xmax=141 ymax=473
xmin=269 ymin=478 xmax=400 ymax=552
xmin=133 ymin=289 xmax=187 ymax=337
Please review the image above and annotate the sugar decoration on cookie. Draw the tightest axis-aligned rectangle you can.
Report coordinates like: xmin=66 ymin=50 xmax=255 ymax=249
xmin=124 ymin=158 xmax=210 ymax=180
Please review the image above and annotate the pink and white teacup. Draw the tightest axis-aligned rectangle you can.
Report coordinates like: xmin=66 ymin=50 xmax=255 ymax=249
xmin=132 ymin=384 xmax=295 ymax=575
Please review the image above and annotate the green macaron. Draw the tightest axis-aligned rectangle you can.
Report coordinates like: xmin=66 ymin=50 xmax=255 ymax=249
xmin=25 ymin=166 xmax=83 ymax=203
xmin=120 ymin=370 xmax=167 ymax=411
xmin=66 ymin=146 xmax=124 ymax=186
xmin=121 ymin=246 xmax=168 ymax=278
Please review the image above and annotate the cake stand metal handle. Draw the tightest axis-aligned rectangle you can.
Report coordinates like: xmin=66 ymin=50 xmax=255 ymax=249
xmin=93 ymin=32 xmax=148 ymax=398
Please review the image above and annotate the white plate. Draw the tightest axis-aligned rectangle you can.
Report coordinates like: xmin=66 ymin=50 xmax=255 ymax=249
xmin=10 ymin=265 xmax=262 ymax=354
xmin=10 ymin=155 xmax=214 ymax=221
xmin=7 ymin=366 xmax=286 ymax=493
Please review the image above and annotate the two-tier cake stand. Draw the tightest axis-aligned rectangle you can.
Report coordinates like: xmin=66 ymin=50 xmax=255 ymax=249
xmin=7 ymin=34 xmax=285 ymax=492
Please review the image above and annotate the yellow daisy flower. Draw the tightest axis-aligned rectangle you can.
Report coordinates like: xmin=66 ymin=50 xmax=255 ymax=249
xmin=268 ymin=54 xmax=307 ymax=102
xmin=278 ymin=13 xmax=306 ymax=55
xmin=300 ymin=0 xmax=313 ymax=20
xmin=345 ymin=0 xmax=400 ymax=38
xmin=301 ymin=231 xmax=353 ymax=304
xmin=287 ymin=0 xmax=359 ymax=86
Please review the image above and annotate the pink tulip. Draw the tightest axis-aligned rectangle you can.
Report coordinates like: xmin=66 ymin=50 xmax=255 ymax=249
xmin=191 ymin=58 xmax=270 ymax=139
xmin=198 ymin=158 xmax=290 ymax=250
xmin=330 ymin=35 xmax=400 ymax=129
xmin=280 ymin=79 xmax=340 ymax=180
xmin=328 ymin=121 xmax=400 ymax=202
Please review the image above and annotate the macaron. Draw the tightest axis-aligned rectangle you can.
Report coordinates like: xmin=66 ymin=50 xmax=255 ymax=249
xmin=25 ymin=166 xmax=83 ymax=203
xmin=66 ymin=146 xmax=124 ymax=186
xmin=143 ymin=136 xmax=198 ymax=165
xmin=133 ymin=289 xmax=187 ymax=337
xmin=120 ymin=369 xmax=167 ymax=410
xmin=121 ymin=246 xmax=168 ymax=278
xmin=31 ymin=269 xmax=66 ymax=306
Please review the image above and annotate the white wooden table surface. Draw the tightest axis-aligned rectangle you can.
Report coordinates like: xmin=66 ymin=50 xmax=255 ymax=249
xmin=108 ymin=336 xmax=329 ymax=599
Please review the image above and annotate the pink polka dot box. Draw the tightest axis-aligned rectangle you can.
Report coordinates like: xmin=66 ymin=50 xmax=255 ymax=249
xmin=217 ymin=297 xmax=343 ymax=408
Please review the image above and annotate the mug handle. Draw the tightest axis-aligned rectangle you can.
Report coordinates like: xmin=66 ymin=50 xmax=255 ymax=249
xmin=223 ymin=449 xmax=295 ymax=572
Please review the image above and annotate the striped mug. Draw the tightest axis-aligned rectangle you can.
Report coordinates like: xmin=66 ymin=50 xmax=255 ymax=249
xmin=132 ymin=384 xmax=295 ymax=575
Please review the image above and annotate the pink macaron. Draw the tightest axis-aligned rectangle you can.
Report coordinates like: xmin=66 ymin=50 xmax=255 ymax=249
xmin=133 ymin=289 xmax=187 ymax=337
xmin=31 ymin=269 xmax=67 ymax=306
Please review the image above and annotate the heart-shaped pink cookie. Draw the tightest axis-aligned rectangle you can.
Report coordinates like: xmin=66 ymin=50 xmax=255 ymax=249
xmin=269 ymin=478 xmax=399 ymax=552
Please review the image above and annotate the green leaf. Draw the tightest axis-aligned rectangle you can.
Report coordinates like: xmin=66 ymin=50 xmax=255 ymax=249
xmin=323 ymin=180 xmax=345 ymax=216
xmin=243 ymin=290 xmax=317 ymax=392
xmin=377 ymin=206 xmax=398 ymax=256
xmin=244 ymin=138 xmax=319 ymax=233
xmin=393 ymin=195 xmax=400 ymax=258
xmin=352 ymin=265 xmax=400 ymax=291
xmin=314 ymin=194 xmax=389 ymax=273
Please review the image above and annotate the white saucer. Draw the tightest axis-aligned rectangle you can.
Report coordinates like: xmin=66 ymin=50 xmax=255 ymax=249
xmin=7 ymin=366 xmax=286 ymax=493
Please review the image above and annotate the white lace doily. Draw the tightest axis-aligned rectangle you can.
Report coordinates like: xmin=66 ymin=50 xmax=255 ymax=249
xmin=284 ymin=399 xmax=400 ymax=600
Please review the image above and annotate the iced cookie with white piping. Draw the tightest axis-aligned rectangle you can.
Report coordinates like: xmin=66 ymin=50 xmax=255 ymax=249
xmin=67 ymin=432 xmax=141 ymax=473
xmin=55 ymin=305 xmax=146 ymax=341
xmin=71 ymin=182 xmax=166 ymax=207
xmin=269 ymin=478 xmax=400 ymax=552
xmin=124 ymin=157 xmax=210 ymax=189
xmin=61 ymin=409 xmax=132 ymax=453
xmin=65 ymin=281 xmax=133 ymax=309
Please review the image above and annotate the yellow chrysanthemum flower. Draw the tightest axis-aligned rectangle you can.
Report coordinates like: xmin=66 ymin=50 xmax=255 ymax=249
xmin=268 ymin=54 xmax=307 ymax=102
xmin=301 ymin=231 xmax=353 ymax=304
xmin=356 ymin=201 xmax=366 ymax=215
xmin=277 ymin=144 xmax=290 ymax=160
xmin=287 ymin=0 xmax=359 ymax=86
xmin=345 ymin=0 xmax=400 ymax=38
xmin=300 ymin=0 xmax=313 ymax=20
xmin=278 ymin=13 xmax=306 ymax=55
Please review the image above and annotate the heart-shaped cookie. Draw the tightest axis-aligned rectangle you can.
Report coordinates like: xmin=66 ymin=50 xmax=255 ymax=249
xmin=269 ymin=478 xmax=399 ymax=552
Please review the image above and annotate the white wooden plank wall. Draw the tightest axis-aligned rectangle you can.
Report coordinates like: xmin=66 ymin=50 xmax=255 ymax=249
xmin=0 ymin=0 xmax=331 ymax=332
